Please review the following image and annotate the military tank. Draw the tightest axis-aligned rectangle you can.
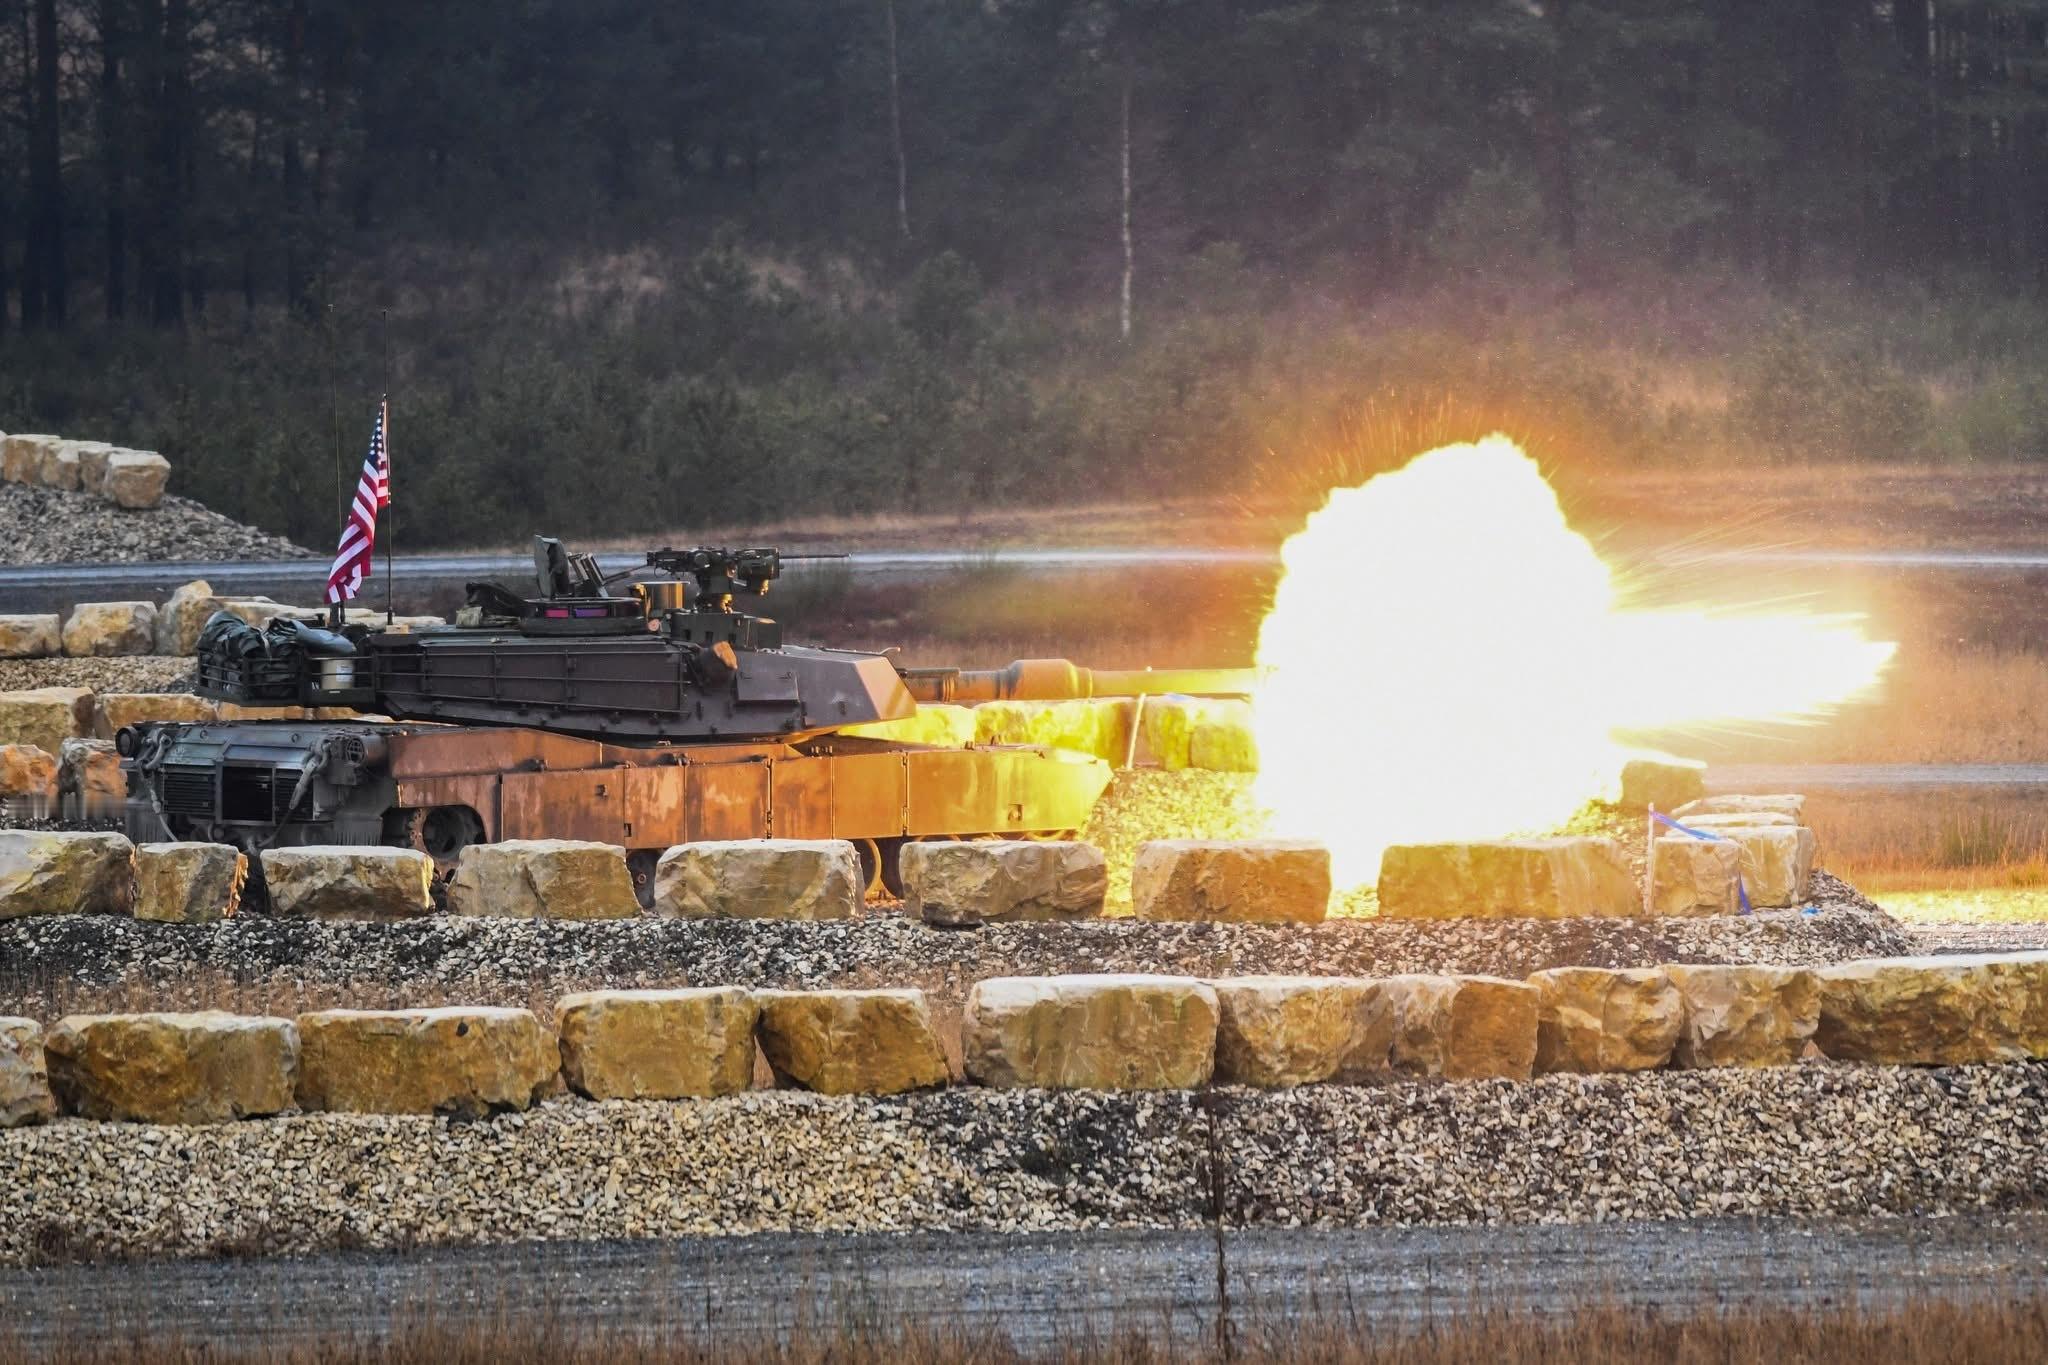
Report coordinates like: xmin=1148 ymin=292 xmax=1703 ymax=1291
xmin=119 ymin=539 xmax=1254 ymax=899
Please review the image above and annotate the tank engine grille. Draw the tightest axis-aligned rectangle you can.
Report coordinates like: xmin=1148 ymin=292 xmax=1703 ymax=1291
xmin=219 ymin=766 xmax=302 ymax=824
xmin=160 ymin=767 xmax=215 ymax=817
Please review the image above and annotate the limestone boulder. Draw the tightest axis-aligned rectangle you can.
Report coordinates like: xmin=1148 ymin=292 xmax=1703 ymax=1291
xmin=0 ymin=687 xmax=95 ymax=755
xmin=214 ymin=703 xmax=311 ymax=722
xmin=1649 ymin=836 xmax=1743 ymax=916
xmin=37 ymin=443 xmax=81 ymax=491
xmin=1210 ymin=976 xmax=1392 ymax=1087
xmin=1140 ymin=698 xmax=1202 ymax=770
xmin=447 ymin=839 xmax=641 ymax=920
xmin=296 ymin=1007 xmax=559 ymax=1117
xmin=1675 ymin=794 xmax=1807 ymax=823
xmin=902 ymin=839 xmax=1107 ymax=926
xmin=1382 ymin=975 xmax=1539 ymax=1080
xmin=1 ymin=1018 xmax=55 ymax=1128
xmin=0 ymin=615 xmax=61 ymax=659
xmin=75 ymin=443 xmax=120 ymax=495
xmin=1189 ymin=702 xmax=1259 ymax=773
xmin=1667 ymin=964 xmax=1818 ymax=1068
xmin=1142 ymin=698 xmax=1258 ymax=772
xmin=1 ymin=434 xmax=56 ymax=484
xmin=756 ymin=989 xmax=949 ymax=1095
xmin=974 ymin=698 xmax=1133 ymax=764
xmin=102 ymin=450 xmax=171 ymax=509
xmin=218 ymin=598 xmax=306 ymax=630
xmin=44 ymin=1012 xmax=297 ymax=1123
xmin=0 ymin=744 xmax=58 ymax=813
xmin=1815 ymin=953 xmax=2048 ymax=1065
xmin=652 ymin=839 xmax=861 ymax=920
xmin=258 ymin=846 xmax=434 ymax=920
xmin=1677 ymin=812 xmax=1797 ymax=830
xmin=1619 ymin=757 xmax=1706 ymax=811
xmin=61 ymin=601 xmax=159 ymax=657
xmin=59 ymin=737 xmax=125 ymax=819
xmin=0 ymin=829 xmax=135 ymax=917
xmin=155 ymin=581 xmax=223 ymax=657
xmin=838 ymin=704 xmax=976 ymax=747
xmin=1378 ymin=838 xmax=1636 ymax=920
xmin=962 ymin=974 xmax=1219 ymax=1090
xmin=95 ymin=692 xmax=217 ymax=739
xmin=1720 ymin=825 xmax=1819 ymax=907
xmin=136 ymin=842 xmax=247 ymax=923
xmin=556 ymin=987 xmax=758 ymax=1099
xmin=1131 ymin=839 xmax=1331 ymax=923
xmin=1530 ymin=967 xmax=1685 ymax=1073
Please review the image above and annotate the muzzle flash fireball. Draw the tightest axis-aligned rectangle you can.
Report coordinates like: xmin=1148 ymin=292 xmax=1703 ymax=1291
xmin=1252 ymin=436 xmax=1896 ymax=887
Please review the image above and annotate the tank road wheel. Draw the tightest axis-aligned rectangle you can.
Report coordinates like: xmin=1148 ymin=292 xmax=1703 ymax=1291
xmin=627 ymin=850 xmax=661 ymax=909
xmin=876 ymin=837 xmax=909 ymax=900
xmin=854 ymin=838 xmax=886 ymax=900
xmin=415 ymin=806 xmax=485 ymax=879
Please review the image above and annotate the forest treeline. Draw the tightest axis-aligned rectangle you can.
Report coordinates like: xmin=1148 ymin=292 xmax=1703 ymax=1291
xmin=2 ymin=1 xmax=2047 ymax=547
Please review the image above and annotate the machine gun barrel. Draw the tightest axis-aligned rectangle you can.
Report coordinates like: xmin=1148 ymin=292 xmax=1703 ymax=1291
xmin=897 ymin=657 xmax=1258 ymax=704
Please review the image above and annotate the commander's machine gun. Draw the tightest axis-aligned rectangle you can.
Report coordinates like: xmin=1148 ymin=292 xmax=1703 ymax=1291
xmin=131 ymin=537 xmax=1253 ymax=899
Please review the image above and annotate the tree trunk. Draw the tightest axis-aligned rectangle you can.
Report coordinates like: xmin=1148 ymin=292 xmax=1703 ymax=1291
xmin=102 ymin=0 xmax=129 ymax=320
xmin=242 ymin=119 xmax=261 ymax=317
xmin=141 ymin=0 xmax=192 ymax=325
xmin=884 ymin=0 xmax=911 ymax=239
xmin=282 ymin=0 xmax=312 ymax=315
xmin=24 ymin=0 xmax=65 ymax=327
xmin=1119 ymin=68 xmax=1133 ymax=342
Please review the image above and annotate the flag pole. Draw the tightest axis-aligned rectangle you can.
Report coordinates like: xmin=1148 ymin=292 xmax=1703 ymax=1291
xmin=381 ymin=308 xmax=394 ymax=626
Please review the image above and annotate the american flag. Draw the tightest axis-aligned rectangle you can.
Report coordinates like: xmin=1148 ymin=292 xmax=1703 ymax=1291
xmin=324 ymin=398 xmax=391 ymax=604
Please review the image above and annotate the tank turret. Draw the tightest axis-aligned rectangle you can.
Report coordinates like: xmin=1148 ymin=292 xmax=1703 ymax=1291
xmin=196 ymin=539 xmax=914 ymax=744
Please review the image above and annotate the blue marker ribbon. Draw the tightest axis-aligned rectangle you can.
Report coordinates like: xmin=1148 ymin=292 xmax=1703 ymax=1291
xmin=1650 ymin=810 xmax=1753 ymax=915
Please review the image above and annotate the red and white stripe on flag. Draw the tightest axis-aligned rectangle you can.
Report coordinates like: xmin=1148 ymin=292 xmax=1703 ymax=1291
xmin=325 ymin=399 xmax=391 ymax=604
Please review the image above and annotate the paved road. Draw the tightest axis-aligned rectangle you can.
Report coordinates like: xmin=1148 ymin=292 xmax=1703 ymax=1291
xmin=1709 ymin=763 xmax=2048 ymax=790
xmin=1 ymin=540 xmax=2044 ymax=611
xmin=4 ymin=1215 xmax=2043 ymax=1351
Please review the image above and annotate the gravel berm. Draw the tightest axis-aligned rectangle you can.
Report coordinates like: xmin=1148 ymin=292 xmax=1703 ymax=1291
xmin=0 ymin=656 xmax=194 ymax=694
xmin=5 ymin=1063 xmax=2044 ymax=1266
xmin=0 ymin=902 xmax=1914 ymax=1019
xmin=0 ymin=483 xmax=309 ymax=564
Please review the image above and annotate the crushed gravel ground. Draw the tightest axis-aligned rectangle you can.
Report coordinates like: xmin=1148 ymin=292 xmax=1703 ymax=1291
xmin=0 ymin=483 xmax=309 ymax=565
xmin=3 ymin=1063 xmax=2044 ymax=1266
xmin=0 ymin=905 xmax=1914 ymax=1020
xmin=0 ymin=657 xmax=194 ymax=694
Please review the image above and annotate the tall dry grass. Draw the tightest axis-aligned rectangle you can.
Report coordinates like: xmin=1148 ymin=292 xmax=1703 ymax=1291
xmin=1804 ymin=790 xmax=2048 ymax=893
xmin=5 ymin=1294 xmax=2046 ymax=1364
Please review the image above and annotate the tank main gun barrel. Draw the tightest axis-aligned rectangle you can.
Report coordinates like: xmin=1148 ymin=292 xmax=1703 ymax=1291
xmin=897 ymin=658 xmax=1259 ymax=704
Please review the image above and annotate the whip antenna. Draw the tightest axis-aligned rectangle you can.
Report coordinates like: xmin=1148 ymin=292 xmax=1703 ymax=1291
xmin=324 ymin=289 xmax=344 ymax=631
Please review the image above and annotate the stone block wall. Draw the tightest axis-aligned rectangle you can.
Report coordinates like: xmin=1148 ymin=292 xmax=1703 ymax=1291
xmin=0 ymin=433 xmax=169 ymax=509
xmin=3 ymin=953 xmax=2045 ymax=1130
